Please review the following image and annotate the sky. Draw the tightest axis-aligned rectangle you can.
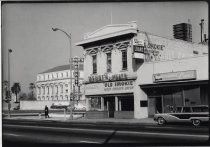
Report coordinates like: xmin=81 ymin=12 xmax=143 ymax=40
xmin=1 ymin=2 xmax=208 ymax=93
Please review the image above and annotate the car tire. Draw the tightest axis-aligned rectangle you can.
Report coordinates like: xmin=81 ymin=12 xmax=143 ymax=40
xmin=157 ymin=117 xmax=166 ymax=125
xmin=192 ymin=119 xmax=201 ymax=126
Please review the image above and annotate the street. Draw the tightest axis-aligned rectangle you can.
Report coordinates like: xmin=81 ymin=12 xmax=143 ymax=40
xmin=2 ymin=119 xmax=209 ymax=146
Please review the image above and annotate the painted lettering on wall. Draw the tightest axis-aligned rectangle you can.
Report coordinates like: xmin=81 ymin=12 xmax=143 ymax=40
xmin=144 ymin=42 xmax=165 ymax=62
xmin=88 ymin=73 xmax=127 ymax=83
xmin=104 ymin=80 xmax=134 ymax=92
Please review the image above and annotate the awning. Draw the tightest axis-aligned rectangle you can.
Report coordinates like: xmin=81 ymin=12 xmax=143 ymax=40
xmin=139 ymin=80 xmax=208 ymax=89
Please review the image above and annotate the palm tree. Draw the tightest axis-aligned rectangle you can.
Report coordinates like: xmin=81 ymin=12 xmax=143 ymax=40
xmin=29 ymin=82 xmax=35 ymax=98
xmin=11 ymin=83 xmax=21 ymax=103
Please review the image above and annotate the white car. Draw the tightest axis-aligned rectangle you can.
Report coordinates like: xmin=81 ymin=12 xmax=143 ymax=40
xmin=154 ymin=105 xmax=209 ymax=126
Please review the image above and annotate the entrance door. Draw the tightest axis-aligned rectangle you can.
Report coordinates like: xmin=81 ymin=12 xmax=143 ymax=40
xmin=105 ymin=97 xmax=115 ymax=118
xmin=148 ymin=97 xmax=162 ymax=117
xmin=108 ymin=100 xmax=115 ymax=118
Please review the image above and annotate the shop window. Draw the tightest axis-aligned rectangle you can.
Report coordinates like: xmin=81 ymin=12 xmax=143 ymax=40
xmin=184 ymin=86 xmax=200 ymax=106
xmin=200 ymin=85 xmax=208 ymax=104
xmin=106 ymin=52 xmax=112 ymax=72
xmin=92 ymin=55 xmax=97 ymax=74
xmin=89 ymin=97 xmax=101 ymax=110
xmin=122 ymin=50 xmax=127 ymax=70
xmin=120 ymin=97 xmax=134 ymax=111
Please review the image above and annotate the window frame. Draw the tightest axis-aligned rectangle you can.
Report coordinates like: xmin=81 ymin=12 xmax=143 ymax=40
xmin=121 ymin=50 xmax=128 ymax=70
xmin=92 ymin=55 xmax=97 ymax=74
xmin=106 ymin=52 xmax=112 ymax=72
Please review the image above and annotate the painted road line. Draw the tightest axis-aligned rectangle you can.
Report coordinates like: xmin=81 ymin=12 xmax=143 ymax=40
xmin=3 ymin=133 xmax=21 ymax=137
xmin=4 ymin=124 xmax=113 ymax=133
xmin=118 ymin=130 xmax=209 ymax=139
xmin=80 ymin=141 xmax=100 ymax=144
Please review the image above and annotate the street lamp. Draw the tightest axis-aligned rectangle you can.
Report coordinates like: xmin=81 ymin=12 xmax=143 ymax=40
xmin=8 ymin=49 xmax=12 ymax=118
xmin=52 ymin=27 xmax=73 ymax=119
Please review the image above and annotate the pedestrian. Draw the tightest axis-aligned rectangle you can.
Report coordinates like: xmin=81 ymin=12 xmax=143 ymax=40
xmin=44 ymin=105 xmax=49 ymax=118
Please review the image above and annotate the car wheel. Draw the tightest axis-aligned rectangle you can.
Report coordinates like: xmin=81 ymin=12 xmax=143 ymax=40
xmin=157 ymin=117 xmax=166 ymax=125
xmin=192 ymin=119 xmax=201 ymax=126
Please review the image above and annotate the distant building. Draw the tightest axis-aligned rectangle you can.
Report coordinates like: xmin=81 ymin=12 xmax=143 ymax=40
xmin=173 ymin=23 xmax=192 ymax=42
xmin=20 ymin=64 xmax=85 ymax=110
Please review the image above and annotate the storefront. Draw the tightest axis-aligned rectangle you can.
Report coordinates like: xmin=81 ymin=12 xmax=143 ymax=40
xmin=85 ymin=74 xmax=136 ymax=118
xmin=76 ymin=22 xmax=208 ymax=119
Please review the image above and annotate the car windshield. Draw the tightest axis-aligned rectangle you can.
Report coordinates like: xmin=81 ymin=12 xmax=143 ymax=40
xmin=192 ymin=106 xmax=209 ymax=112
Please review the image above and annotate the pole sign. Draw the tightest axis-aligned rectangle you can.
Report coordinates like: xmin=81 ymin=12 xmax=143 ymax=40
xmin=71 ymin=56 xmax=84 ymax=86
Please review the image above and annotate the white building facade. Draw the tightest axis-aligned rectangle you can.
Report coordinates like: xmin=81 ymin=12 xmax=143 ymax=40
xmin=20 ymin=64 xmax=85 ymax=110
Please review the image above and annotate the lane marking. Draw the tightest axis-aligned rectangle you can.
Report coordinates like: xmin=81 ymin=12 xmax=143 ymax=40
xmin=4 ymin=124 xmax=113 ymax=133
xmin=4 ymin=124 xmax=209 ymax=139
xmin=3 ymin=133 xmax=21 ymax=137
xmin=118 ymin=130 xmax=209 ymax=138
xmin=80 ymin=141 xmax=100 ymax=144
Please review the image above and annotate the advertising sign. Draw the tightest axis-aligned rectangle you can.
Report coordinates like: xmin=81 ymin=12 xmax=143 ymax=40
xmin=85 ymin=80 xmax=135 ymax=95
xmin=153 ymin=70 xmax=196 ymax=83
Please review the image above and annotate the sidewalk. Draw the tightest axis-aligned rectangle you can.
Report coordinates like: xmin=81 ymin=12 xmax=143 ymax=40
xmin=3 ymin=113 xmax=157 ymax=125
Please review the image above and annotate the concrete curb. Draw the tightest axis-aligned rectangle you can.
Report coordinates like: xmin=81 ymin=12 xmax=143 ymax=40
xmin=3 ymin=117 xmax=157 ymax=126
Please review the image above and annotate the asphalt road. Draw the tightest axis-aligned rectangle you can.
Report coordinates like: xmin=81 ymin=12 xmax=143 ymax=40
xmin=2 ymin=119 xmax=210 ymax=146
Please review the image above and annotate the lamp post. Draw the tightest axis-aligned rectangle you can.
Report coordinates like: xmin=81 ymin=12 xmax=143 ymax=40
xmin=52 ymin=27 xmax=73 ymax=119
xmin=8 ymin=49 xmax=12 ymax=118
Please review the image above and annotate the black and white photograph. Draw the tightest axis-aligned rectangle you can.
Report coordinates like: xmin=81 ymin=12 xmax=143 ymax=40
xmin=1 ymin=1 xmax=209 ymax=146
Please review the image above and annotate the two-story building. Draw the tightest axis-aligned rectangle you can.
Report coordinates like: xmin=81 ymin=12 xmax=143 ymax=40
xmin=76 ymin=22 xmax=208 ymax=119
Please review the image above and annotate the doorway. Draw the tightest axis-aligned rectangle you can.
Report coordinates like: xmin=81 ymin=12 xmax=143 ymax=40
xmin=104 ymin=97 xmax=115 ymax=118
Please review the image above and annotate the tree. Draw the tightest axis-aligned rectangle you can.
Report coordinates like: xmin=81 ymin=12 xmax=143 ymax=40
xmin=11 ymin=83 xmax=21 ymax=103
xmin=29 ymin=82 xmax=36 ymax=98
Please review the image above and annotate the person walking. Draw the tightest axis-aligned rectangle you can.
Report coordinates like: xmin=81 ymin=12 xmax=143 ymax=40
xmin=44 ymin=105 xmax=49 ymax=118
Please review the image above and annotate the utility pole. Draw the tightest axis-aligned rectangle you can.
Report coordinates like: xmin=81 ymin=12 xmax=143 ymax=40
xmin=8 ymin=49 xmax=12 ymax=118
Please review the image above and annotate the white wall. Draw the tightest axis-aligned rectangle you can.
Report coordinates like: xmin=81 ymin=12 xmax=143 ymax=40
xmin=20 ymin=100 xmax=69 ymax=110
xmin=134 ymin=55 xmax=208 ymax=119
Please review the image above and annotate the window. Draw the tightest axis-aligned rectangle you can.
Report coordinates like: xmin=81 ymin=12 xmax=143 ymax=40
xmin=122 ymin=50 xmax=127 ymax=70
xmin=107 ymin=52 xmax=112 ymax=72
xmin=92 ymin=55 xmax=97 ymax=74
xmin=61 ymin=85 xmax=63 ymax=93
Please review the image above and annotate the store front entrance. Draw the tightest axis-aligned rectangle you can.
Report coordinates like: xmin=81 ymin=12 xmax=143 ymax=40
xmin=104 ymin=97 xmax=115 ymax=118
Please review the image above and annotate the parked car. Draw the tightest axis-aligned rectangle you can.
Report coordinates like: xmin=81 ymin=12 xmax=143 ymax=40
xmin=154 ymin=105 xmax=209 ymax=126
xmin=13 ymin=105 xmax=20 ymax=110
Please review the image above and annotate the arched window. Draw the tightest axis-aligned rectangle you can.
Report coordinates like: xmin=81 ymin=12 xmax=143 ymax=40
xmin=61 ymin=85 xmax=63 ymax=93
xmin=43 ymin=87 xmax=45 ymax=95
xmin=47 ymin=86 xmax=49 ymax=94
xmin=55 ymin=85 xmax=58 ymax=94
xmin=60 ymin=95 xmax=63 ymax=100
